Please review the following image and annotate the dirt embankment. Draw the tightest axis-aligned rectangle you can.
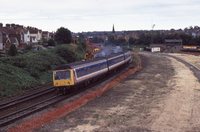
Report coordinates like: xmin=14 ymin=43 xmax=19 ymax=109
xmin=34 ymin=52 xmax=200 ymax=132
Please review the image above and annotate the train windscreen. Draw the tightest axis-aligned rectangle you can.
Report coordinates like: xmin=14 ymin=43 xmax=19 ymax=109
xmin=54 ymin=70 xmax=70 ymax=80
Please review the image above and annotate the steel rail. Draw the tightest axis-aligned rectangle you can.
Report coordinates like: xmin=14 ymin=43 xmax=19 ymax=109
xmin=0 ymin=87 xmax=55 ymax=110
xmin=0 ymin=94 xmax=65 ymax=127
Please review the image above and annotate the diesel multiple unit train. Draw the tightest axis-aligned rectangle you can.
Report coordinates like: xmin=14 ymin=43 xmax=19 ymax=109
xmin=53 ymin=51 xmax=132 ymax=93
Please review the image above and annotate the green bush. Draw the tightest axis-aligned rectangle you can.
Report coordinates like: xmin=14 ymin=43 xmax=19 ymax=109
xmin=131 ymin=53 xmax=141 ymax=67
xmin=8 ymin=44 xmax=17 ymax=56
xmin=54 ymin=44 xmax=84 ymax=62
xmin=48 ymin=39 xmax=56 ymax=46
xmin=55 ymin=46 xmax=76 ymax=63
xmin=0 ymin=63 xmax=38 ymax=96
xmin=0 ymin=44 xmax=84 ymax=97
xmin=1 ymin=50 xmax=67 ymax=78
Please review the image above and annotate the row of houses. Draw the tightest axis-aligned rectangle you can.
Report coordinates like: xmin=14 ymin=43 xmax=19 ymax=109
xmin=0 ymin=23 xmax=53 ymax=52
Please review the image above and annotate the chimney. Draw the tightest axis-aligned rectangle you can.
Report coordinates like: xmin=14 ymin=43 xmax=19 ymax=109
xmin=11 ymin=23 xmax=15 ymax=28
xmin=6 ymin=24 xmax=11 ymax=28
xmin=0 ymin=23 xmax=3 ymax=27
xmin=19 ymin=25 xmax=23 ymax=28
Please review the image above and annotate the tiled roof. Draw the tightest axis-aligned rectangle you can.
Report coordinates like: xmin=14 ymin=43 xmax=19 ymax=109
xmin=42 ymin=31 xmax=48 ymax=35
xmin=28 ymin=29 xmax=38 ymax=34
xmin=9 ymin=37 xmax=18 ymax=44
xmin=0 ymin=27 xmax=16 ymax=35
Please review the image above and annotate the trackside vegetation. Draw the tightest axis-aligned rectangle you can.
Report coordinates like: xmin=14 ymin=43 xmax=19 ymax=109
xmin=0 ymin=44 xmax=84 ymax=97
xmin=0 ymin=44 xmax=141 ymax=98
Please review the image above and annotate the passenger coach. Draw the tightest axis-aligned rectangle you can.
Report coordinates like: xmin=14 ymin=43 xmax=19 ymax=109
xmin=53 ymin=51 xmax=132 ymax=93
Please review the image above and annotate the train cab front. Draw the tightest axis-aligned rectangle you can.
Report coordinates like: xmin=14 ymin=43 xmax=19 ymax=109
xmin=53 ymin=69 xmax=75 ymax=87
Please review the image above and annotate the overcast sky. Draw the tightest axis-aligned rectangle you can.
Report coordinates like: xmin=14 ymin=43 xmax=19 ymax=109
xmin=0 ymin=0 xmax=200 ymax=32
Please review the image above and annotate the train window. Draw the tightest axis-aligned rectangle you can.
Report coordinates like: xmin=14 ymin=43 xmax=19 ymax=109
xmin=55 ymin=70 xmax=70 ymax=80
xmin=76 ymin=67 xmax=89 ymax=77
xmin=76 ymin=61 xmax=107 ymax=78
xmin=108 ymin=56 xmax=124 ymax=66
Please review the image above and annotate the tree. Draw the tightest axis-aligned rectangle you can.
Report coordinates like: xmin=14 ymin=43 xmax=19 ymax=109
xmin=77 ymin=33 xmax=86 ymax=52
xmin=47 ymin=39 xmax=55 ymax=46
xmin=91 ymin=36 xmax=104 ymax=43
xmin=54 ymin=27 xmax=72 ymax=44
xmin=8 ymin=44 xmax=17 ymax=56
xmin=56 ymin=46 xmax=76 ymax=63
xmin=107 ymin=35 xmax=115 ymax=44
xmin=128 ymin=37 xmax=135 ymax=45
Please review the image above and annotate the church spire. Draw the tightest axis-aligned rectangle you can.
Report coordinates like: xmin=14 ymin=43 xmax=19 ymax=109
xmin=112 ymin=24 xmax=115 ymax=33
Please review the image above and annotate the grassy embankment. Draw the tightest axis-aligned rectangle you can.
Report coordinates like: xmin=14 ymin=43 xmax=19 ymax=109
xmin=0 ymin=44 xmax=84 ymax=97
xmin=0 ymin=45 xmax=141 ymax=98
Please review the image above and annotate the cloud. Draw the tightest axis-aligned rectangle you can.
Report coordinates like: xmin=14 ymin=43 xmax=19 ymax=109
xmin=0 ymin=0 xmax=200 ymax=32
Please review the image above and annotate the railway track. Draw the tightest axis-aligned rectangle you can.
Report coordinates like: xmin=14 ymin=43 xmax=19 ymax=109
xmin=0 ymin=93 xmax=66 ymax=127
xmin=0 ymin=85 xmax=91 ymax=127
xmin=0 ymin=87 xmax=57 ymax=127
xmin=0 ymin=84 xmax=93 ymax=127
xmin=0 ymin=87 xmax=55 ymax=110
xmin=0 ymin=81 xmax=100 ymax=128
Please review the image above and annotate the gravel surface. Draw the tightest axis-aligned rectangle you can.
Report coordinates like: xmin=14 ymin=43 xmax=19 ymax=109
xmin=170 ymin=53 xmax=200 ymax=69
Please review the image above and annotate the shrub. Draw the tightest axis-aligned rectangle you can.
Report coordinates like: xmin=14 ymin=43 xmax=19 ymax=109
xmin=131 ymin=53 xmax=141 ymax=68
xmin=48 ymin=39 xmax=56 ymax=46
xmin=0 ymin=63 xmax=38 ymax=96
xmin=25 ymin=45 xmax=33 ymax=51
xmin=55 ymin=45 xmax=77 ymax=63
xmin=0 ymin=44 xmax=84 ymax=97
xmin=8 ymin=44 xmax=17 ymax=56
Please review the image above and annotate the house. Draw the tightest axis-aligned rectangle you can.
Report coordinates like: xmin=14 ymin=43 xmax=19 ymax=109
xmin=38 ymin=30 xmax=42 ymax=42
xmin=28 ymin=27 xmax=42 ymax=44
xmin=23 ymin=29 xmax=30 ymax=45
xmin=28 ymin=28 xmax=39 ymax=44
xmin=42 ymin=31 xmax=50 ymax=41
xmin=0 ymin=24 xmax=21 ymax=51
xmin=0 ymin=23 xmax=53 ymax=53
xmin=12 ymin=25 xmax=31 ymax=49
xmin=4 ymin=37 xmax=19 ymax=50
xmin=0 ymin=31 xmax=3 ymax=50
xmin=0 ymin=23 xmax=3 ymax=50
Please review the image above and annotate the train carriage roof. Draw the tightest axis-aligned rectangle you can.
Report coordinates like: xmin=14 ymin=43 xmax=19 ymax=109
xmin=54 ymin=57 xmax=107 ymax=70
xmin=54 ymin=51 xmax=129 ymax=70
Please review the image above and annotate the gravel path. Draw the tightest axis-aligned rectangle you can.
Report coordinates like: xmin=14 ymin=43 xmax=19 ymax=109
xmin=35 ymin=52 xmax=200 ymax=132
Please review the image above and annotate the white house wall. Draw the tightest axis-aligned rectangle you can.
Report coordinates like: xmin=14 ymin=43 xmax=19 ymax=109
xmin=0 ymin=43 xmax=3 ymax=50
xmin=30 ymin=34 xmax=38 ymax=43
xmin=24 ymin=31 xmax=30 ymax=44
xmin=0 ymin=32 xmax=3 ymax=50
xmin=37 ymin=32 xmax=42 ymax=41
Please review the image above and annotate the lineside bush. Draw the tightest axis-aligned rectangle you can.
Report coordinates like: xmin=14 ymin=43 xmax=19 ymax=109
xmin=0 ymin=44 xmax=84 ymax=97
xmin=0 ymin=63 xmax=38 ymax=96
xmin=131 ymin=53 xmax=141 ymax=68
